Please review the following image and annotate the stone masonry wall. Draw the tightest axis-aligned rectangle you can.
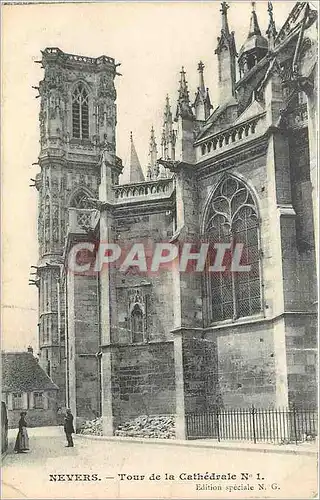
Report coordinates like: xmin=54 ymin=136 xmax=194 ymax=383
xmin=74 ymin=274 xmax=100 ymax=424
xmin=111 ymin=342 xmax=175 ymax=428
xmin=182 ymin=336 xmax=220 ymax=413
xmin=112 ymin=211 xmax=175 ymax=343
xmin=206 ymin=322 xmax=276 ymax=408
xmin=286 ymin=129 xmax=317 ymax=309
xmin=285 ymin=314 xmax=317 ymax=407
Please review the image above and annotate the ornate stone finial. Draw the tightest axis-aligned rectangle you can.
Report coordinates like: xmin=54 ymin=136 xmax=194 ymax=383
xmin=178 ymin=67 xmax=189 ymax=99
xmin=164 ymin=94 xmax=171 ymax=119
xmin=194 ymin=61 xmax=212 ymax=120
xmin=248 ymin=1 xmax=261 ymax=37
xmin=149 ymin=125 xmax=156 ymax=149
xmin=148 ymin=125 xmax=158 ymax=179
xmin=197 ymin=61 xmax=205 ymax=73
xmin=266 ymin=1 xmax=277 ymax=49
xmin=220 ymin=2 xmax=230 ymax=34
xmin=220 ymin=1 xmax=229 ymax=14
xmin=176 ymin=66 xmax=193 ymax=120
xmin=197 ymin=61 xmax=205 ymax=93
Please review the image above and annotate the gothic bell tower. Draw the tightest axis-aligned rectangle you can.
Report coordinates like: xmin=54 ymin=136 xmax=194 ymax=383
xmin=34 ymin=48 xmax=120 ymax=405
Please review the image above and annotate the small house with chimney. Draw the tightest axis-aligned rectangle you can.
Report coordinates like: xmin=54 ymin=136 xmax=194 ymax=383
xmin=2 ymin=347 xmax=59 ymax=428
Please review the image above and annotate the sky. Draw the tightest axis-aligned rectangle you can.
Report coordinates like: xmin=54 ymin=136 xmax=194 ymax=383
xmin=1 ymin=1 xmax=298 ymax=352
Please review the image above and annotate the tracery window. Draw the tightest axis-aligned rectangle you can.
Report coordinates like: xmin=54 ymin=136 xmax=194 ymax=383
xmin=72 ymin=83 xmax=89 ymax=140
xmin=205 ymin=176 xmax=261 ymax=322
xmin=130 ymin=304 xmax=144 ymax=343
xmin=69 ymin=189 xmax=90 ymax=209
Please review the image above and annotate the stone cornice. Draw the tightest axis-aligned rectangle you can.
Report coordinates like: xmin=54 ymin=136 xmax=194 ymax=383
xmin=169 ymin=311 xmax=317 ymax=337
xmin=116 ymin=281 xmax=152 ymax=289
xmin=100 ymin=340 xmax=174 ymax=350
xmin=112 ymin=195 xmax=176 ymax=219
xmin=277 ymin=204 xmax=296 ymax=217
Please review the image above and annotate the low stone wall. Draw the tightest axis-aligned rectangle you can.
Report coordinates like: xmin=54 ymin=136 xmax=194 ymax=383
xmin=8 ymin=409 xmax=59 ymax=429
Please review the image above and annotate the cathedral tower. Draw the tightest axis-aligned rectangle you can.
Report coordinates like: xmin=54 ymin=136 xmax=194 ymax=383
xmin=35 ymin=48 xmax=120 ymax=406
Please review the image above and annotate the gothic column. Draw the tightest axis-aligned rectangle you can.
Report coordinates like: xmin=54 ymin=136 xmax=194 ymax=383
xmin=99 ymin=152 xmax=116 ymax=436
xmin=66 ymin=268 xmax=77 ymax=421
xmin=170 ymin=162 xmax=203 ymax=439
xmin=306 ymin=79 xmax=318 ymax=278
xmin=265 ymin=71 xmax=294 ymax=408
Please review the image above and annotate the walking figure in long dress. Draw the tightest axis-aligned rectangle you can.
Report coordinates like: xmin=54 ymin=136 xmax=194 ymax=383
xmin=14 ymin=412 xmax=29 ymax=453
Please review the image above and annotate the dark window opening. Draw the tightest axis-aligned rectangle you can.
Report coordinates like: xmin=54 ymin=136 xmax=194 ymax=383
xmin=72 ymin=83 xmax=89 ymax=140
xmin=131 ymin=304 xmax=144 ymax=343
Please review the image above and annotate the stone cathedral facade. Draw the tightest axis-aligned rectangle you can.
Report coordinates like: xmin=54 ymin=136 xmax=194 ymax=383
xmin=33 ymin=2 xmax=318 ymax=437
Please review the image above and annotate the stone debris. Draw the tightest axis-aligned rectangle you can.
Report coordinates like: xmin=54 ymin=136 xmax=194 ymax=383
xmin=114 ymin=414 xmax=175 ymax=439
xmin=78 ymin=417 xmax=103 ymax=436
xmin=78 ymin=414 xmax=175 ymax=439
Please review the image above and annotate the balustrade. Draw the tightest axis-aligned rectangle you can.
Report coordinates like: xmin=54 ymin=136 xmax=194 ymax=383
xmin=198 ymin=114 xmax=265 ymax=158
xmin=113 ymin=178 xmax=175 ymax=201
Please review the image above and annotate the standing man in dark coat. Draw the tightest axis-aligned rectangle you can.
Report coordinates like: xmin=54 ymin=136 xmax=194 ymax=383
xmin=64 ymin=409 xmax=75 ymax=447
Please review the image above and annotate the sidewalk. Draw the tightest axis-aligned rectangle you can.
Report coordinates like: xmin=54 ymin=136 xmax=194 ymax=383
xmin=77 ymin=433 xmax=318 ymax=456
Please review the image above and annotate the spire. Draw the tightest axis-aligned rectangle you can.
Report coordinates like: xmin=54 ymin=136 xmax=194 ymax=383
xmin=238 ymin=1 xmax=268 ymax=75
xmin=215 ymin=2 xmax=237 ymax=103
xmin=194 ymin=62 xmax=212 ymax=121
xmin=164 ymin=94 xmax=172 ymax=123
xmin=162 ymin=95 xmax=176 ymax=161
xmin=248 ymin=2 xmax=261 ymax=37
xmin=215 ymin=2 xmax=236 ymax=55
xmin=149 ymin=125 xmax=157 ymax=153
xmin=198 ymin=61 xmax=205 ymax=93
xmin=266 ymin=1 xmax=277 ymax=51
xmin=147 ymin=126 xmax=159 ymax=180
xmin=220 ymin=1 xmax=230 ymax=35
xmin=176 ymin=67 xmax=194 ymax=120
xmin=128 ymin=132 xmax=145 ymax=183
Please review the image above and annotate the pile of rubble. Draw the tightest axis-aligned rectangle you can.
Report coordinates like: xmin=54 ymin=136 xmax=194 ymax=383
xmin=78 ymin=417 xmax=103 ymax=436
xmin=115 ymin=415 xmax=175 ymax=439
xmin=78 ymin=414 xmax=176 ymax=439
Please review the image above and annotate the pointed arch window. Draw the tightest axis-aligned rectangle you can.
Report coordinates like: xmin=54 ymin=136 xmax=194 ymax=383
xmin=72 ymin=83 xmax=89 ymax=140
xmin=130 ymin=304 xmax=144 ymax=343
xmin=204 ymin=176 xmax=262 ymax=323
xmin=69 ymin=189 xmax=90 ymax=209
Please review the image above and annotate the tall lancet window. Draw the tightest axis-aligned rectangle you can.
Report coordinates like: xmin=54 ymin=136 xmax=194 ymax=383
xmin=131 ymin=304 xmax=144 ymax=343
xmin=204 ymin=176 xmax=262 ymax=323
xmin=72 ymin=83 xmax=89 ymax=139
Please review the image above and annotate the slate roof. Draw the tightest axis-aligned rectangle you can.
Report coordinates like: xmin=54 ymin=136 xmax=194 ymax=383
xmin=2 ymin=352 xmax=59 ymax=392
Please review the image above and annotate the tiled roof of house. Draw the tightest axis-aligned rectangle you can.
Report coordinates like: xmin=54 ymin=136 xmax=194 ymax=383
xmin=2 ymin=351 xmax=59 ymax=392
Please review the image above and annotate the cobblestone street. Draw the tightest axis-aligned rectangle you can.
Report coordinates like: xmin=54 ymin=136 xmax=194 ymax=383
xmin=2 ymin=427 xmax=317 ymax=499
